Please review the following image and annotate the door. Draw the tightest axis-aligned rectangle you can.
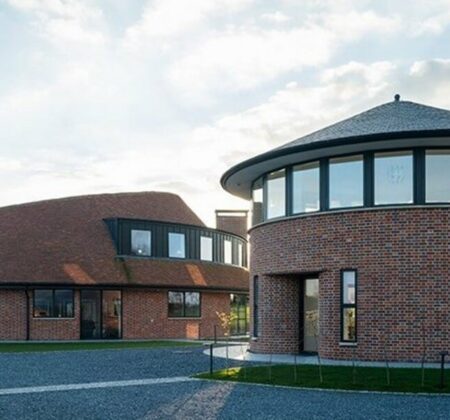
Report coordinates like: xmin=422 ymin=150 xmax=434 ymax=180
xmin=81 ymin=290 xmax=122 ymax=339
xmin=230 ymin=294 xmax=249 ymax=336
xmin=303 ymin=278 xmax=319 ymax=353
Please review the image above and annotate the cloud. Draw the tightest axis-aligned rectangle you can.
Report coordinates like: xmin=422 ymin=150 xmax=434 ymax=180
xmin=168 ymin=10 xmax=399 ymax=100
xmin=260 ymin=11 xmax=291 ymax=23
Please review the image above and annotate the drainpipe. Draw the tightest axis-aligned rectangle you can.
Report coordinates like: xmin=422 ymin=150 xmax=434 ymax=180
xmin=25 ymin=289 xmax=30 ymax=341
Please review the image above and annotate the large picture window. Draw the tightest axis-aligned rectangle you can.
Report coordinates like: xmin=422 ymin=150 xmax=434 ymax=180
xmin=426 ymin=150 xmax=450 ymax=203
xmin=266 ymin=169 xmax=286 ymax=219
xmin=168 ymin=291 xmax=200 ymax=318
xmin=33 ymin=289 xmax=74 ymax=318
xmin=329 ymin=155 xmax=363 ymax=208
xmin=374 ymin=151 xmax=413 ymax=205
xmin=168 ymin=232 xmax=186 ymax=258
xmin=293 ymin=161 xmax=320 ymax=213
xmin=341 ymin=270 xmax=357 ymax=342
xmin=131 ymin=229 xmax=151 ymax=256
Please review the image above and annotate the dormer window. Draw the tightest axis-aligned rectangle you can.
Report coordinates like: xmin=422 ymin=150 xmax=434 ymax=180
xmin=131 ymin=230 xmax=151 ymax=256
xmin=169 ymin=232 xmax=186 ymax=258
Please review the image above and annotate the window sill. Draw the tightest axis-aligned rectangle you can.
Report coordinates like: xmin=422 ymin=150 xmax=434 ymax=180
xmin=32 ymin=317 xmax=75 ymax=320
xmin=339 ymin=341 xmax=357 ymax=347
xmin=251 ymin=336 xmax=258 ymax=341
xmin=168 ymin=317 xmax=201 ymax=320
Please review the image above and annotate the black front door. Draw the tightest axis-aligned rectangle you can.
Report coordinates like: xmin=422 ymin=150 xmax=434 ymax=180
xmin=81 ymin=290 xmax=122 ymax=339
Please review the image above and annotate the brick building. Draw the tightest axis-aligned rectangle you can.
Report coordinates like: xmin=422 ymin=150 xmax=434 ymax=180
xmin=0 ymin=192 xmax=249 ymax=341
xmin=221 ymin=96 xmax=450 ymax=362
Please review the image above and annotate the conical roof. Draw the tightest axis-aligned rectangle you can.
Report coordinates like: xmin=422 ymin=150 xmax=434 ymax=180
xmin=276 ymin=98 xmax=450 ymax=151
xmin=221 ymin=97 xmax=450 ymax=199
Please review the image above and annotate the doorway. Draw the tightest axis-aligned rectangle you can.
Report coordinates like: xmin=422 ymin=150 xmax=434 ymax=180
xmin=301 ymin=278 xmax=319 ymax=353
xmin=80 ymin=290 xmax=122 ymax=339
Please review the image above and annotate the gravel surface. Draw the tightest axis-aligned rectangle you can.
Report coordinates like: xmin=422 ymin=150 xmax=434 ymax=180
xmin=0 ymin=345 xmax=449 ymax=419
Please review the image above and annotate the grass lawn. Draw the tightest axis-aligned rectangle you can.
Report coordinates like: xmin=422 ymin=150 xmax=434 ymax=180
xmin=0 ymin=340 xmax=202 ymax=353
xmin=197 ymin=364 xmax=450 ymax=394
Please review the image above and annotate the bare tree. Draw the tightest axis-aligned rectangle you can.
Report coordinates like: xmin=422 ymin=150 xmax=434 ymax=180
xmin=216 ymin=311 xmax=237 ymax=376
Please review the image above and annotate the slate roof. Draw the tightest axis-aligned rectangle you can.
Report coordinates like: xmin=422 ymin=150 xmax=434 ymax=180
xmin=276 ymin=98 xmax=450 ymax=151
xmin=0 ymin=192 xmax=248 ymax=290
xmin=221 ymin=98 xmax=450 ymax=198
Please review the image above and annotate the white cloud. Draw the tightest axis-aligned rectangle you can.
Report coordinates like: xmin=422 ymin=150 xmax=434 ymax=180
xmin=260 ymin=11 xmax=291 ymax=23
xmin=168 ymin=10 xmax=399 ymax=100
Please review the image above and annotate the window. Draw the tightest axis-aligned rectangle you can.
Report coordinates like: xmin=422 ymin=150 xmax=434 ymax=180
xmin=168 ymin=291 xmax=200 ymax=318
xmin=34 ymin=289 xmax=74 ymax=318
xmin=253 ymin=276 xmax=259 ymax=337
xmin=329 ymin=155 xmax=363 ymax=208
xmin=200 ymin=236 xmax=213 ymax=261
xmin=341 ymin=270 xmax=357 ymax=342
xmin=266 ymin=169 xmax=286 ymax=219
xmin=252 ymin=177 xmax=264 ymax=225
xmin=237 ymin=242 xmax=243 ymax=267
xmin=426 ymin=150 xmax=450 ymax=203
xmin=293 ymin=161 xmax=320 ymax=213
xmin=224 ymin=239 xmax=232 ymax=264
xmin=375 ymin=151 xmax=413 ymax=205
xmin=168 ymin=232 xmax=186 ymax=258
xmin=131 ymin=229 xmax=151 ymax=256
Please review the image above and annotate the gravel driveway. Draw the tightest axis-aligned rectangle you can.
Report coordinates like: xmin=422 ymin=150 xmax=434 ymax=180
xmin=0 ymin=345 xmax=449 ymax=419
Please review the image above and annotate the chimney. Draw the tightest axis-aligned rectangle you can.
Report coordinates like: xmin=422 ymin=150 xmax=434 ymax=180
xmin=215 ymin=210 xmax=249 ymax=238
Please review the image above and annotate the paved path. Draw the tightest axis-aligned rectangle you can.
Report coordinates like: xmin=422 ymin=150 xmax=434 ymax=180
xmin=0 ymin=345 xmax=449 ymax=419
xmin=209 ymin=343 xmax=449 ymax=368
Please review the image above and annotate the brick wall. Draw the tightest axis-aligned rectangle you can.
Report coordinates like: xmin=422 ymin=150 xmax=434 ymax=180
xmin=216 ymin=211 xmax=248 ymax=238
xmin=0 ymin=290 xmax=27 ymax=339
xmin=0 ymin=289 xmax=232 ymax=341
xmin=249 ymin=207 xmax=450 ymax=362
xmin=123 ymin=290 xmax=230 ymax=339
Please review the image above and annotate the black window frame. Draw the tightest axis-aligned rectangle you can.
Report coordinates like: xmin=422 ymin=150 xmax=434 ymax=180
xmin=167 ymin=291 xmax=201 ymax=318
xmin=253 ymin=276 xmax=259 ymax=337
xmin=340 ymin=269 xmax=357 ymax=342
xmin=33 ymin=289 xmax=74 ymax=319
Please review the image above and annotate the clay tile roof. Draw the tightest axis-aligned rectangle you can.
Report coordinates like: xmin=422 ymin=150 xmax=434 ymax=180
xmin=0 ymin=192 xmax=248 ymax=290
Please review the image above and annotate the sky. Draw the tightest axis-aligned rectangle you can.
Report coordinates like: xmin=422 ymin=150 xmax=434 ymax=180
xmin=1 ymin=0 xmax=450 ymax=226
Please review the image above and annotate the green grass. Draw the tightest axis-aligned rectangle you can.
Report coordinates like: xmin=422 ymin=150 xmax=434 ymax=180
xmin=197 ymin=364 xmax=450 ymax=394
xmin=0 ymin=340 xmax=201 ymax=353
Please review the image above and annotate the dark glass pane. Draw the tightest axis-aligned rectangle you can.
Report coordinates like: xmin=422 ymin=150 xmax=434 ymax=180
xmin=54 ymin=290 xmax=74 ymax=318
xmin=33 ymin=290 xmax=53 ymax=317
xmin=168 ymin=291 xmax=184 ymax=317
xmin=375 ymin=151 xmax=413 ymax=205
xmin=329 ymin=155 xmax=363 ymax=208
xmin=81 ymin=290 xmax=101 ymax=339
xmin=131 ymin=230 xmax=151 ymax=256
xmin=293 ymin=161 xmax=320 ymax=213
xmin=184 ymin=292 xmax=200 ymax=317
xmin=343 ymin=308 xmax=356 ymax=341
xmin=426 ymin=150 xmax=450 ymax=202
xmin=267 ymin=169 xmax=286 ymax=219
xmin=102 ymin=290 xmax=121 ymax=339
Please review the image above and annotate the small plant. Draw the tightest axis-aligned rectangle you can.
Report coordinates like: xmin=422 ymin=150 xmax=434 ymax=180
xmin=216 ymin=311 xmax=237 ymax=375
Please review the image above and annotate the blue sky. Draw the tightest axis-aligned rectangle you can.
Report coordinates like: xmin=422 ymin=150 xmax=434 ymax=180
xmin=1 ymin=0 xmax=450 ymax=225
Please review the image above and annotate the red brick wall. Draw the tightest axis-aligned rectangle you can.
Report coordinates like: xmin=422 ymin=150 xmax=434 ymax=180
xmin=249 ymin=207 xmax=450 ymax=362
xmin=216 ymin=212 xmax=248 ymax=238
xmin=0 ymin=290 xmax=27 ymax=339
xmin=123 ymin=290 xmax=230 ymax=339
xmin=29 ymin=290 xmax=80 ymax=340
xmin=0 ymin=289 xmax=233 ymax=341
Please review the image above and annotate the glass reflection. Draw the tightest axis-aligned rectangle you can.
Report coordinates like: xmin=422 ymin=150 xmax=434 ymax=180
xmin=375 ymin=151 xmax=413 ymax=205
xmin=293 ymin=162 xmax=320 ymax=213
xmin=426 ymin=150 xmax=450 ymax=203
xmin=329 ymin=155 xmax=363 ymax=208
xmin=266 ymin=169 xmax=286 ymax=219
